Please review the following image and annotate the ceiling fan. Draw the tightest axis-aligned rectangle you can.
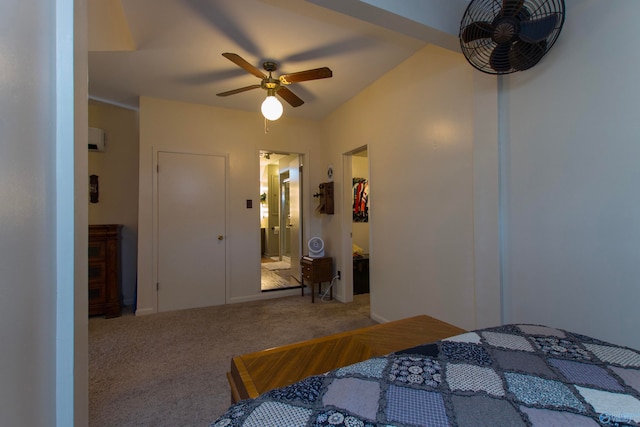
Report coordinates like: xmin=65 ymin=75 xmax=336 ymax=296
xmin=216 ymin=52 xmax=332 ymax=120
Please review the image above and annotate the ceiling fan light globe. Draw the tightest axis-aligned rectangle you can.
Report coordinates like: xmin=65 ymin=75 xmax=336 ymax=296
xmin=261 ymin=96 xmax=283 ymax=121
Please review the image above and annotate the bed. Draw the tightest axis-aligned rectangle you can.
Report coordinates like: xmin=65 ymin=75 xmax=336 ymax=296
xmin=211 ymin=323 xmax=640 ymax=426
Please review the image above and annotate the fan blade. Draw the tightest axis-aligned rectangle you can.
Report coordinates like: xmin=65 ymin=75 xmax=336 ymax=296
xmin=500 ymin=0 xmax=524 ymax=17
xmin=519 ymin=14 xmax=560 ymax=43
xmin=279 ymin=67 xmax=332 ymax=85
xmin=216 ymin=84 xmax=261 ymax=97
xmin=461 ymin=22 xmax=494 ymax=43
xmin=489 ymin=43 xmax=513 ymax=73
xmin=222 ymin=53 xmax=265 ymax=79
xmin=510 ymin=40 xmax=548 ymax=71
xmin=277 ymin=87 xmax=304 ymax=107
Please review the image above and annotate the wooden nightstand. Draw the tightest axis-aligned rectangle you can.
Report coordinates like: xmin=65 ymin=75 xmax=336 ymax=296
xmin=300 ymin=256 xmax=333 ymax=303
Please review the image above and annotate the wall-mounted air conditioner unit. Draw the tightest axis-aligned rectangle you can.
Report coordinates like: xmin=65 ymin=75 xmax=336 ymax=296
xmin=88 ymin=127 xmax=105 ymax=152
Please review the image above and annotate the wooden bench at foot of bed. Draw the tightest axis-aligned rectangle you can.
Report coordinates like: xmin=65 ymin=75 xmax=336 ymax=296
xmin=227 ymin=315 xmax=465 ymax=403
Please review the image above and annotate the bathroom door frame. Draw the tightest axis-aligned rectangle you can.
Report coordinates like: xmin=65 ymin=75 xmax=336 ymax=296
xmin=259 ymin=150 xmax=304 ymax=285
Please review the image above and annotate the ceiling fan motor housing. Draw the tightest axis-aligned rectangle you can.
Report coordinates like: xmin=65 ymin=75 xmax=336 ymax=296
xmin=263 ymin=61 xmax=278 ymax=72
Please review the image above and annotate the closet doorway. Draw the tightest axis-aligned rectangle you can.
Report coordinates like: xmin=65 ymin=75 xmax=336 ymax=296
xmin=259 ymin=151 xmax=303 ymax=292
xmin=342 ymin=146 xmax=370 ymax=302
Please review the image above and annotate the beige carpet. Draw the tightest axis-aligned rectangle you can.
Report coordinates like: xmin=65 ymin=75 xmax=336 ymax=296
xmin=89 ymin=294 xmax=374 ymax=427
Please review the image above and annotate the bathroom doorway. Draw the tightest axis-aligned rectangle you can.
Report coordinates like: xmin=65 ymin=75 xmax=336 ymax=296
xmin=259 ymin=151 xmax=303 ymax=291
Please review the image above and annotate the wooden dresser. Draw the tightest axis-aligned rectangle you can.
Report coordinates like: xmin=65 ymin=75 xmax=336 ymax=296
xmin=300 ymin=256 xmax=333 ymax=302
xmin=88 ymin=224 xmax=122 ymax=318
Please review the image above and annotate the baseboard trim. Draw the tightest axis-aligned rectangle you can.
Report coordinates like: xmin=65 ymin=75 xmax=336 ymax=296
xmin=227 ymin=289 xmax=301 ymax=304
xmin=370 ymin=312 xmax=390 ymax=324
xmin=136 ymin=288 xmax=329 ymax=313
xmin=134 ymin=307 xmax=156 ymax=316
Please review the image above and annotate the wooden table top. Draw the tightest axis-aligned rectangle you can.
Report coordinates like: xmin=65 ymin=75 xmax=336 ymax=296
xmin=227 ymin=315 xmax=465 ymax=402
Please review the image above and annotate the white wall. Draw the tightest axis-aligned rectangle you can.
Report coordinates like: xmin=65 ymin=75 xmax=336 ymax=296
xmin=0 ymin=0 xmax=88 ymax=424
xmin=0 ymin=3 xmax=56 ymax=422
xmin=89 ymin=100 xmax=139 ymax=306
xmin=501 ymin=0 xmax=640 ymax=349
xmin=322 ymin=45 xmax=483 ymax=330
xmin=136 ymin=97 xmax=325 ymax=313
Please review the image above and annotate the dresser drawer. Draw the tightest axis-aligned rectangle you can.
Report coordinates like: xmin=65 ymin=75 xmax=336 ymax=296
xmin=88 ymin=261 xmax=106 ymax=284
xmin=88 ymin=241 xmax=106 ymax=260
xmin=301 ymin=264 xmax=313 ymax=279
xmin=89 ymin=282 xmax=106 ymax=304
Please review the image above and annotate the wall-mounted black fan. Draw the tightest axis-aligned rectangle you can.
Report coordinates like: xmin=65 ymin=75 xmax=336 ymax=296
xmin=459 ymin=0 xmax=565 ymax=75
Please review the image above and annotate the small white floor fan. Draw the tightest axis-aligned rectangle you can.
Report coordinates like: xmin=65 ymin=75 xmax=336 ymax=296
xmin=308 ymin=237 xmax=325 ymax=258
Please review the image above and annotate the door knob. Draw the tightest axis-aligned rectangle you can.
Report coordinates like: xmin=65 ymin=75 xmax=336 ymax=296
xmin=218 ymin=235 xmax=224 ymax=241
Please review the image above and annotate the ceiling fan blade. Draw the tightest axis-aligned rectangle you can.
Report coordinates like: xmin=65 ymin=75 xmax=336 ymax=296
xmin=222 ymin=53 xmax=265 ymax=79
xmin=461 ymin=21 xmax=494 ymax=43
xmin=216 ymin=84 xmax=261 ymax=97
xmin=510 ymin=40 xmax=548 ymax=71
xmin=490 ymin=43 xmax=513 ymax=73
xmin=277 ymin=87 xmax=304 ymax=107
xmin=500 ymin=0 xmax=524 ymax=17
xmin=519 ymin=14 xmax=560 ymax=43
xmin=279 ymin=67 xmax=332 ymax=85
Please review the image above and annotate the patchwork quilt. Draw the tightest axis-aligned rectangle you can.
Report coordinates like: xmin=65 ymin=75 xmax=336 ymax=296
xmin=211 ymin=324 xmax=640 ymax=426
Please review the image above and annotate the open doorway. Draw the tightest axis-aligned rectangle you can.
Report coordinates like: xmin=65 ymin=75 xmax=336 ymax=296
xmin=351 ymin=148 xmax=370 ymax=295
xmin=341 ymin=146 xmax=370 ymax=303
xmin=259 ymin=150 xmax=303 ymax=291
xmin=350 ymin=148 xmax=370 ymax=295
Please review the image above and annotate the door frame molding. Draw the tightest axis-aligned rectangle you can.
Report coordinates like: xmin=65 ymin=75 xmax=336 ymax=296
xmin=151 ymin=148 xmax=230 ymax=312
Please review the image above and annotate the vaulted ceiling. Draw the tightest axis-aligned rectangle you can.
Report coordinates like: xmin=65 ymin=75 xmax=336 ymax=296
xmin=89 ymin=0 xmax=469 ymax=120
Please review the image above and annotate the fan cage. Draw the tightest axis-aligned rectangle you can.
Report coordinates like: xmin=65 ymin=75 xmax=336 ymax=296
xmin=459 ymin=0 xmax=565 ymax=75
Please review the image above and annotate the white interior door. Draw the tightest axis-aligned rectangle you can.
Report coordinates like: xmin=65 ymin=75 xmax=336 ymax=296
xmin=157 ymin=151 xmax=226 ymax=312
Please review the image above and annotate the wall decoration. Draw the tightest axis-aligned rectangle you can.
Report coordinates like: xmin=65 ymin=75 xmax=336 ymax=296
xmin=315 ymin=182 xmax=334 ymax=214
xmin=353 ymin=177 xmax=368 ymax=222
